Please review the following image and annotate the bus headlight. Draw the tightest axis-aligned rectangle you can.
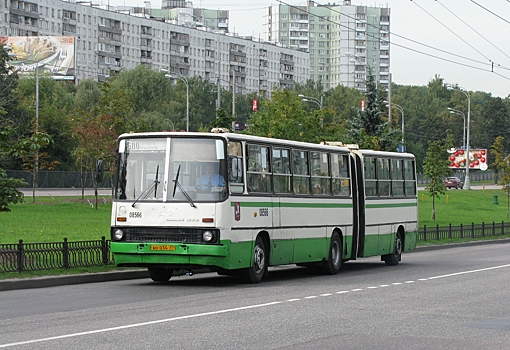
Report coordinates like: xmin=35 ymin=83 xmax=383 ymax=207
xmin=203 ymin=230 xmax=214 ymax=242
xmin=113 ymin=229 xmax=125 ymax=241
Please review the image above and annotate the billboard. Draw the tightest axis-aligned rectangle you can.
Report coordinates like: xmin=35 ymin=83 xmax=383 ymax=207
xmin=447 ymin=148 xmax=488 ymax=171
xmin=1 ymin=36 xmax=75 ymax=80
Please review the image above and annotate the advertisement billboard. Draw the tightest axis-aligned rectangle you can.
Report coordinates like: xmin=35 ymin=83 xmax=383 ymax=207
xmin=1 ymin=36 xmax=75 ymax=80
xmin=447 ymin=148 xmax=488 ymax=171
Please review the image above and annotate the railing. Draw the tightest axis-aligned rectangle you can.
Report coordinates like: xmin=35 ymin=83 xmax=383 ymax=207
xmin=0 ymin=237 xmax=113 ymax=273
xmin=418 ymin=221 xmax=510 ymax=241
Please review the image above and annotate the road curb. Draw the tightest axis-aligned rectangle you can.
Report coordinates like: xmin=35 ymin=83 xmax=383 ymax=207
xmin=2 ymin=238 xmax=509 ymax=291
xmin=0 ymin=270 xmax=149 ymax=292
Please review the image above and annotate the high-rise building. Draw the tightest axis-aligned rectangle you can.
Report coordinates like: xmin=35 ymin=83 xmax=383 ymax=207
xmin=264 ymin=0 xmax=390 ymax=91
xmin=1 ymin=0 xmax=309 ymax=99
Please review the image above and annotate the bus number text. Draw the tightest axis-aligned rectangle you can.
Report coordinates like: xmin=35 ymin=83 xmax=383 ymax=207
xmin=259 ymin=208 xmax=269 ymax=217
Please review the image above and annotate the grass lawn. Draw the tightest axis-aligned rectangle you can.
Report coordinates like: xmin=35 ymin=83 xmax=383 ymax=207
xmin=0 ymin=196 xmax=111 ymax=244
xmin=1 ymin=189 xmax=509 ymax=244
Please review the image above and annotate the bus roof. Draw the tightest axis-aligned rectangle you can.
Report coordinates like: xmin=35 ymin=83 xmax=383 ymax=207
xmin=118 ymin=132 xmax=414 ymax=158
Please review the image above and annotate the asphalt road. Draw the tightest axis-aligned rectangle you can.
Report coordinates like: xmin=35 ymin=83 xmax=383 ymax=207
xmin=1 ymin=240 xmax=509 ymax=349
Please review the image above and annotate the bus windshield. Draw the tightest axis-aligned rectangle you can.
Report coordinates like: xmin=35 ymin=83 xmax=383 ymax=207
xmin=115 ymin=137 xmax=227 ymax=203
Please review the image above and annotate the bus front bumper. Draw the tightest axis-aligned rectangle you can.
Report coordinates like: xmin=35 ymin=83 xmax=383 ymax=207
xmin=110 ymin=241 xmax=231 ymax=269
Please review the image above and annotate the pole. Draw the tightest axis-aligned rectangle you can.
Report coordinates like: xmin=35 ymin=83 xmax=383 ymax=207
xmin=185 ymin=79 xmax=189 ymax=132
xmin=388 ymin=73 xmax=392 ymax=127
xmin=232 ymin=69 xmax=235 ymax=119
xmin=465 ymin=91 xmax=471 ymax=190
xmin=216 ymin=37 xmax=221 ymax=114
xmin=33 ymin=64 xmax=39 ymax=200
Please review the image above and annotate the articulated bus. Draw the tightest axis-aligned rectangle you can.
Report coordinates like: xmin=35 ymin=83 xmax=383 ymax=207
xmin=110 ymin=132 xmax=418 ymax=283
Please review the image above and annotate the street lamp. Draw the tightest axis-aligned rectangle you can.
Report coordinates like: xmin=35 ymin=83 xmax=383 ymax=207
xmin=447 ymin=107 xmax=466 ymax=150
xmin=299 ymin=94 xmax=324 ymax=128
xmin=163 ymin=69 xmax=189 ymax=132
xmin=384 ymin=100 xmax=405 ymax=152
xmin=298 ymin=94 xmax=323 ymax=109
xmin=446 ymin=84 xmax=471 ymax=190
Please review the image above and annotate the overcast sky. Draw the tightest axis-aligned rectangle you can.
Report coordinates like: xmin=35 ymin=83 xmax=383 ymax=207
xmin=107 ymin=0 xmax=510 ymax=98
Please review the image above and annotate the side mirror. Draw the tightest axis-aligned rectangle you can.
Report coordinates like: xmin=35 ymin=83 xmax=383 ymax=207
xmin=228 ymin=156 xmax=243 ymax=181
xmin=96 ymin=159 xmax=104 ymax=183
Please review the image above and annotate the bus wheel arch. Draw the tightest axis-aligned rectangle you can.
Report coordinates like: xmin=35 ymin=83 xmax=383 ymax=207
xmin=242 ymin=231 xmax=269 ymax=283
xmin=321 ymin=230 xmax=342 ymax=275
xmin=383 ymin=227 xmax=404 ymax=266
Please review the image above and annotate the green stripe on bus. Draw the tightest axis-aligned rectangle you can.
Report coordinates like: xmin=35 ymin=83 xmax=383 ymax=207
xmin=366 ymin=202 xmax=418 ymax=209
xmin=231 ymin=201 xmax=352 ymax=209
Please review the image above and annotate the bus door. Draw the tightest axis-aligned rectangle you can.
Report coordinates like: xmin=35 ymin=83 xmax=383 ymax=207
xmin=351 ymin=152 xmax=365 ymax=258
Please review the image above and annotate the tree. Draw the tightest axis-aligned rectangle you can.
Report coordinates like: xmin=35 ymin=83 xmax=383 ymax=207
xmin=0 ymin=126 xmax=27 ymax=211
xmin=346 ymin=67 xmax=398 ymax=150
xmin=490 ymin=136 xmax=510 ymax=219
xmin=423 ymin=132 xmax=453 ymax=220
xmin=12 ymin=124 xmax=56 ymax=202
xmin=246 ymin=89 xmax=322 ymax=143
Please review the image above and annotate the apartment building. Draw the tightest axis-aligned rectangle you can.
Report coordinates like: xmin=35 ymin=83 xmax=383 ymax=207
xmin=0 ymin=0 xmax=309 ymax=98
xmin=264 ymin=0 xmax=390 ymax=91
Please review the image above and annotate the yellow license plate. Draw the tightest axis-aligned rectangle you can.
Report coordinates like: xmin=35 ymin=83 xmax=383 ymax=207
xmin=150 ymin=245 xmax=176 ymax=251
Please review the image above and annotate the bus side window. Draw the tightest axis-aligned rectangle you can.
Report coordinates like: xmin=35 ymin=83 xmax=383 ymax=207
xmin=246 ymin=143 xmax=271 ymax=193
xmin=228 ymin=141 xmax=244 ymax=193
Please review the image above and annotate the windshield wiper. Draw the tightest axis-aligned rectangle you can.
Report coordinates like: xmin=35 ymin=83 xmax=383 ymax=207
xmin=172 ymin=165 xmax=196 ymax=208
xmin=132 ymin=165 xmax=160 ymax=208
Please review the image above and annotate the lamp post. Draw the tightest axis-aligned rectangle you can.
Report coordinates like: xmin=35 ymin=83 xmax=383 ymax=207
xmin=447 ymin=85 xmax=471 ymax=190
xmin=299 ymin=94 xmax=324 ymax=128
xmin=298 ymin=94 xmax=323 ymax=109
xmin=180 ymin=11 xmax=221 ymax=114
xmin=384 ymin=100 xmax=405 ymax=152
xmin=447 ymin=107 xmax=466 ymax=149
xmin=163 ymin=71 xmax=189 ymax=132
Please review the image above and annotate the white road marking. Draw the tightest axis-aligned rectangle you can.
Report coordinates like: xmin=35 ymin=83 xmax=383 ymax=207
xmin=0 ymin=301 xmax=281 ymax=348
xmin=2 ymin=264 xmax=510 ymax=348
xmin=427 ymin=264 xmax=510 ymax=279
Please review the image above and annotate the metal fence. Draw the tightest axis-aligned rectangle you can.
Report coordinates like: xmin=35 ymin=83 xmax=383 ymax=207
xmin=6 ymin=170 xmax=113 ymax=189
xmin=418 ymin=221 xmax=510 ymax=241
xmin=0 ymin=237 xmax=113 ymax=273
xmin=6 ymin=169 xmax=495 ymax=188
xmin=2 ymin=222 xmax=510 ymax=273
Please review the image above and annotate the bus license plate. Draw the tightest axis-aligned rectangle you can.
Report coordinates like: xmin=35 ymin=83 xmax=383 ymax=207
xmin=150 ymin=245 xmax=176 ymax=251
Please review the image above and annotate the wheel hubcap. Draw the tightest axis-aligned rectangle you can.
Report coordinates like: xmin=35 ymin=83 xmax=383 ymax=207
xmin=253 ymin=245 xmax=265 ymax=273
xmin=395 ymin=236 xmax=402 ymax=255
xmin=331 ymin=241 xmax=340 ymax=266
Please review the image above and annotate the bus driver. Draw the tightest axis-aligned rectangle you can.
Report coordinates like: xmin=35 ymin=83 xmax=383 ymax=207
xmin=196 ymin=164 xmax=226 ymax=191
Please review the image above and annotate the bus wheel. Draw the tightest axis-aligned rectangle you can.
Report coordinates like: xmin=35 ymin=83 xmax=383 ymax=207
xmin=322 ymin=232 xmax=342 ymax=275
xmin=148 ymin=267 xmax=173 ymax=282
xmin=242 ymin=236 xmax=266 ymax=283
xmin=383 ymin=231 xmax=403 ymax=266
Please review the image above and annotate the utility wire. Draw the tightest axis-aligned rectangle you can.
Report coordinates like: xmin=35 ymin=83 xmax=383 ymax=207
xmin=412 ymin=1 xmax=491 ymax=62
xmin=276 ymin=0 xmax=509 ymax=74
xmin=276 ymin=0 xmax=510 ymax=80
xmin=471 ymin=0 xmax=510 ymax=25
xmin=437 ymin=0 xmax=510 ymax=63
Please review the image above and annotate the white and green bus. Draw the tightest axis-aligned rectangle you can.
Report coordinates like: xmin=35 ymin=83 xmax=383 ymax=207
xmin=110 ymin=132 xmax=418 ymax=283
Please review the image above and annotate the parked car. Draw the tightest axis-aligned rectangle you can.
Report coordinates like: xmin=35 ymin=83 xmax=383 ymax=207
xmin=444 ymin=176 xmax=463 ymax=189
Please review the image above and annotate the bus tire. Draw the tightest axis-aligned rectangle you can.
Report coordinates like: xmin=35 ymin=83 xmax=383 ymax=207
xmin=383 ymin=231 xmax=403 ymax=266
xmin=321 ymin=232 xmax=342 ymax=275
xmin=148 ymin=267 xmax=173 ymax=282
xmin=242 ymin=236 xmax=266 ymax=283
